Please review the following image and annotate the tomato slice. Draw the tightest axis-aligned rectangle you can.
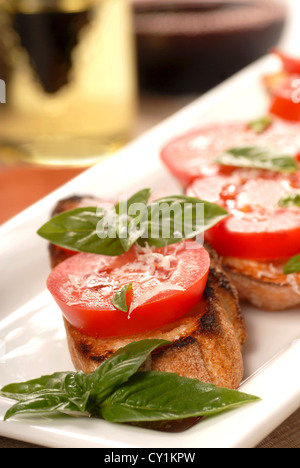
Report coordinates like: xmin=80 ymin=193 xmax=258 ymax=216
xmin=273 ymin=48 xmax=300 ymax=75
xmin=267 ymin=50 xmax=300 ymax=121
xmin=47 ymin=241 xmax=210 ymax=338
xmin=187 ymin=171 xmax=300 ymax=260
xmin=269 ymin=74 xmax=300 ymax=122
xmin=161 ymin=119 xmax=300 ymax=186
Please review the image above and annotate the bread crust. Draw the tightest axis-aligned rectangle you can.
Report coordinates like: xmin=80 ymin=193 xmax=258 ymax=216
xmin=63 ymin=250 xmax=246 ymax=389
xmin=49 ymin=196 xmax=246 ymax=389
xmin=221 ymin=256 xmax=300 ymax=311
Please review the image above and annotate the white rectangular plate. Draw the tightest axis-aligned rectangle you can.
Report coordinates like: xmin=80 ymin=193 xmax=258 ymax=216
xmin=1 ymin=55 xmax=300 ymax=448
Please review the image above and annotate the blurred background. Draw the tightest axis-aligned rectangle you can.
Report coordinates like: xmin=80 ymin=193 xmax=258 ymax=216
xmin=0 ymin=0 xmax=296 ymax=223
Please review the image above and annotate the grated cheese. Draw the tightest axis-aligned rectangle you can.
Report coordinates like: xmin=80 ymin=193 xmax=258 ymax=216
xmin=68 ymin=273 xmax=118 ymax=290
xmin=121 ymin=243 xmax=181 ymax=279
xmin=286 ymin=274 xmax=300 ymax=296
xmin=128 ymin=282 xmax=185 ymax=318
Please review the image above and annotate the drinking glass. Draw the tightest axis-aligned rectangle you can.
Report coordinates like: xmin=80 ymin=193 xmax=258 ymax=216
xmin=0 ymin=0 xmax=137 ymax=166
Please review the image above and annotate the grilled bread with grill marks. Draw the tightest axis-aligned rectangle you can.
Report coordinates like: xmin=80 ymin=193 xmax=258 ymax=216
xmin=48 ymin=196 xmax=246 ymax=389
xmin=63 ymin=248 xmax=246 ymax=389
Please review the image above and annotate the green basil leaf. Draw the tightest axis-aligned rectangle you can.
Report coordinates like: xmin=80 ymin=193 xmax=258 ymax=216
xmin=141 ymin=196 xmax=229 ymax=248
xmin=118 ymin=208 xmax=149 ymax=253
xmin=115 ymin=188 xmax=152 ymax=215
xmin=278 ymin=193 xmax=300 ymax=208
xmin=88 ymin=340 xmax=169 ymax=406
xmin=101 ymin=371 xmax=260 ymax=423
xmin=283 ymin=254 xmax=300 ymax=275
xmin=1 ymin=341 xmax=260 ymax=424
xmin=37 ymin=190 xmax=229 ymax=255
xmin=63 ymin=372 xmax=91 ymax=398
xmin=112 ymin=283 xmax=133 ymax=312
xmin=121 ymin=215 xmax=148 ymax=252
xmin=37 ymin=189 xmax=152 ymax=256
xmin=201 ymin=198 xmax=230 ymax=231
xmin=215 ymin=146 xmax=299 ymax=173
xmin=1 ymin=372 xmax=74 ymax=401
xmin=37 ymin=207 xmax=125 ymax=256
xmin=3 ymin=392 xmax=86 ymax=421
xmin=0 ymin=371 xmax=92 ymax=416
xmin=1 ymin=341 xmax=169 ymax=420
xmin=115 ymin=189 xmax=152 ymax=251
xmin=248 ymin=116 xmax=273 ymax=134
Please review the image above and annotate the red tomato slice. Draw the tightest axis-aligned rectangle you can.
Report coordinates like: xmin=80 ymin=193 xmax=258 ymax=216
xmin=47 ymin=241 xmax=210 ymax=338
xmin=161 ymin=119 xmax=300 ymax=186
xmin=187 ymin=171 xmax=300 ymax=260
xmin=273 ymin=48 xmax=300 ymax=75
xmin=269 ymin=74 xmax=300 ymax=122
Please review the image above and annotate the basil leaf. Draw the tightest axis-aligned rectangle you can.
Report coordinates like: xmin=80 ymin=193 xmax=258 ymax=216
xmin=115 ymin=188 xmax=152 ymax=215
xmin=1 ymin=371 xmax=92 ymax=416
xmin=215 ymin=146 xmax=299 ymax=173
xmin=1 ymin=341 xmax=260 ymax=424
xmin=37 ymin=189 xmax=152 ymax=256
xmin=201 ymin=198 xmax=230 ymax=230
xmin=121 ymin=214 xmax=148 ymax=252
xmin=248 ymin=116 xmax=273 ymax=134
xmin=118 ymin=208 xmax=149 ymax=253
xmin=115 ymin=189 xmax=152 ymax=252
xmin=101 ymin=371 xmax=260 ymax=423
xmin=283 ymin=254 xmax=300 ymax=275
xmin=141 ymin=196 xmax=228 ymax=248
xmin=37 ymin=207 xmax=125 ymax=256
xmin=3 ymin=391 xmax=87 ymax=421
xmin=63 ymin=372 xmax=91 ymax=398
xmin=1 ymin=372 xmax=74 ymax=400
xmin=37 ymin=189 xmax=229 ymax=255
xmin=112 ymin=283 xmax=133 ymax=312
xmin=278 ymin=193 xmax=300 ymax=208
xmin=1 ymin=340 xmax=169 ymax=420
xmin=88 ymin=340 xmax=169 ymax=407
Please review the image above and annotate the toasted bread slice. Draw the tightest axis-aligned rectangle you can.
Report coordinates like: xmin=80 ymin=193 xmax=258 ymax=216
xmin=221 ymin=256 xmax=300 ymax=311
xmin=51 ymin=195 xmax=103 ymax=215
xmin=63 ymin=250 xmax=246 ymax=389
xmin=48 ymin=196 xmax=246 ymax=389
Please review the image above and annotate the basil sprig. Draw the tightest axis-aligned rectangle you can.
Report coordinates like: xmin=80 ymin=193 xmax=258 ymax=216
xmin=0 ymin=340 xmax=259 ymax=423
xmin=278 ymin=193 xmax=300 ymax=208
xmin=215 ymin=146 xmax=299 ymax=173
xmin=141 ymin=195 xmax=228 ymax=248
xmin=283 ymin=254 xmax=300 ymax=275
xmin=248 ymin=116 xmax=273 ymax=134
xmin=101 ymin=372 xmax=258 ymax=423
xmin=37 ymin=189 xmax=229 ymax=256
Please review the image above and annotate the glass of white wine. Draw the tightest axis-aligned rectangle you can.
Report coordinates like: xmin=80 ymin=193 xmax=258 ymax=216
xmin=0 ymin=0 xmax=137 ymax=167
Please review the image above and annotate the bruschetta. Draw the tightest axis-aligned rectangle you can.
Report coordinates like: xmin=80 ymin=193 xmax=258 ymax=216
xmin=46 ymin=196 xmax=246 ymax=389
xmin=162 ymin=117 xmax=300 ymax=311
